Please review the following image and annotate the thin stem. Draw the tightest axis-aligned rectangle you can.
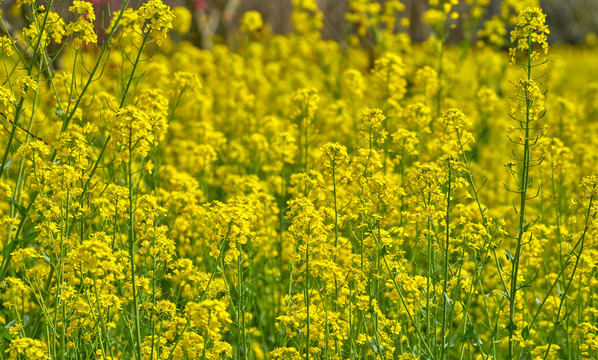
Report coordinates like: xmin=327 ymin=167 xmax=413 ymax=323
xmin=305 ymin=239 xmax=310 ymax=360
xmin=128 ymin=130 xmax=142 ymax=360
xmin=440 ymin=164 xmax=451 ymax=360
xmin=508 ymin=29 xmax=534 ymax=360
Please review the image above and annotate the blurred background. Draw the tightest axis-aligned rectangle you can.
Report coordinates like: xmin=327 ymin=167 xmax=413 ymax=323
xmin=1 ymin=0 xmax=597 ymax=47
xmin=235 ymin=0 xmax=598 ymax=43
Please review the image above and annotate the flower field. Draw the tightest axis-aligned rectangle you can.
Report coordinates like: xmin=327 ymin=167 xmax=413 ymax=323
xmin=0 ymin=0 xmax=598 ymax=359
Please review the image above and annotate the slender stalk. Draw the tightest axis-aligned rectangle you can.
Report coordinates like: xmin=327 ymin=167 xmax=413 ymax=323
xmin=148 ymin=140 xmax=161 ymax=360
xmin=508 ymin=30 xmax=533 ymax=360
xmin=305 ymin=239 xmax=310 ymax=360
xmin=440 ymin=164 xmax=451 ymax=360
xmin=127 ymin=131 xmax=142 ymax=360
xmin=331 ymin=158 xmax=342 ymax=316
xmin=425 ymin=191 xmax=433 ymax=353
xmin=237 ymin=241 xmax=247 ymax=360
xmin=201 ymin=227 xmax=231 ymax=301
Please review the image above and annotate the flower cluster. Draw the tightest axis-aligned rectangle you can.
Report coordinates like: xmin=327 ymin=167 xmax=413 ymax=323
xmin=66 ymin=0 xmax=97 ymax=48
xmin=509 ymin=7 xmax=549 ymax=62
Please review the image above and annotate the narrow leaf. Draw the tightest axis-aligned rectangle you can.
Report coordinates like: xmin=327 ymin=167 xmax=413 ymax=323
xmin=522 ymin=326 xmax=530 ymax=340
xmin=460 ymin=325 xmax=475 ymax=342
xmin=3 ymin=158 xmax=12 ymax=169
xmin=557 ymin=284 xmax=563 ymax=299
xmin=505 ymin=249 xmax=514 ymax=261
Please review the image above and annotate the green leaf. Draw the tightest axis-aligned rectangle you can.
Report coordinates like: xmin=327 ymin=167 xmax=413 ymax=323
xmin=460 ymin=325 xmax=475 ymax=342
xmin=522 ymin=326 xmax=530 ymax=340
xmin=379 ymin=245 xmax=388 ymax=257
xmin=449 ymin=335 xmax=457 ymax=348
xmin=443 ymin=292 xmax=453 ymax=306
xmin=504 ymin=321 xmax=518 ymax=332
xmin=8 ymin=197 xmax=27 ymax=217
xmin=556 ymin=310 xmax=569 ymax=325
xmin=2 ymin=319 xmax=16 ymax=341
xmin=370 ymin=337 xmax=380 ymax=353
xmin=472 ymin=334 xmax=483 ymax=346
xmin=2 ymin=158 xmax=13 ymax=169
xmin=22 ymin=230 xmax=39 ymax=243
xmin=505 ymin=249 xmax=514 ymax=261
xmin=0 ymin=327 xmax=11 ymax=341
xmin=557 ymin=284 xmax=563 ymax=299
xmin=55 ymin=108 xmax=66 ymax=118
xmin=482 ymin=255 xmax=491 ymax=266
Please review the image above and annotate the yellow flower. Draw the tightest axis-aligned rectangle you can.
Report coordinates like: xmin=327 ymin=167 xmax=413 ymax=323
xmin=137 ymin=0 xmax=175 ymax=45
xmin=423 ymin=8 xmax=444 ymax=27
xmin=185 ymin=299 xmax=232 ymax=338
xmin=581 ymin=174 xmax=598 ymax=198
xmin=509 ymin=7 xmax=549 ymax=63
xmin=241 ymin=11 xmax=264 ymax=33
xmin=291 ymin=87 xmax=319 ymax=120
xmin=46 ymin=11 xmax=67 ymax=44
xmin=10 ymin=247 xmax=42 ymax=272
xmin=7 ymin=337 xmax=48 ymax=360
xmin=478 ymin=16 xmax=507 ymax=47
xmin=318 ymin=142 xmax=349 ymax=175
xmin=66 ymin=1 xmax=97 ymax=48
xmin=0 ymin=86 xmax=16 ymax=121
xmin=0 ymin=36 xmax=15 ymax=56
xmin=15 ymin=76 xmax=37 ymax=97
xmin=510 ymin=79 xmax=545 ymax=121
xmin=172 ymin=71 xmax=202 ymax=96
xmin=172 ymin=6 xmax=192 ymax=35
xmin=109 ymin=102 xmax=168 ymax=163
xmin=270 ymin=347 xmax=302 ymax=360
xmin=341 ymin=69 xmax=365 ymax=98
xmin=206 ymin=197 xmax=256 ymax=258
xmin=372 ymin=53 xmax=407 ymax=103
xmin=358 ymin=107 xmax=387 ymax=147
xmin=291 ymin=0 xmax=323 ymax=35
xmin=392 ymin=128 xmax=419 ymax=158
xmin=0 ymin=179 xmax=12 ymax=200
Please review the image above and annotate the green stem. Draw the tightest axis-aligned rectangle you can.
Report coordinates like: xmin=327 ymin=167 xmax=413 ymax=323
xmin=440 ymin=164 xmax=451 ymax=360
xmin=305 ymin=239 xmax=310 ymax=360
xmin=128 ymin=131 xmax=142 ymax=360
xmin=508 ymin=29 xmax=533 ymax=360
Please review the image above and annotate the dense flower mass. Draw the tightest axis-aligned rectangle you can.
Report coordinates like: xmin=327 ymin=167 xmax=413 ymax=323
xmin=0 ymin=1 xmax=596 ymax=359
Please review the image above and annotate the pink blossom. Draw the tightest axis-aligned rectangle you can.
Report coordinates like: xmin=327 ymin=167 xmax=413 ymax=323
xmin=193 ymin=0 xmax=208 ymax=12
